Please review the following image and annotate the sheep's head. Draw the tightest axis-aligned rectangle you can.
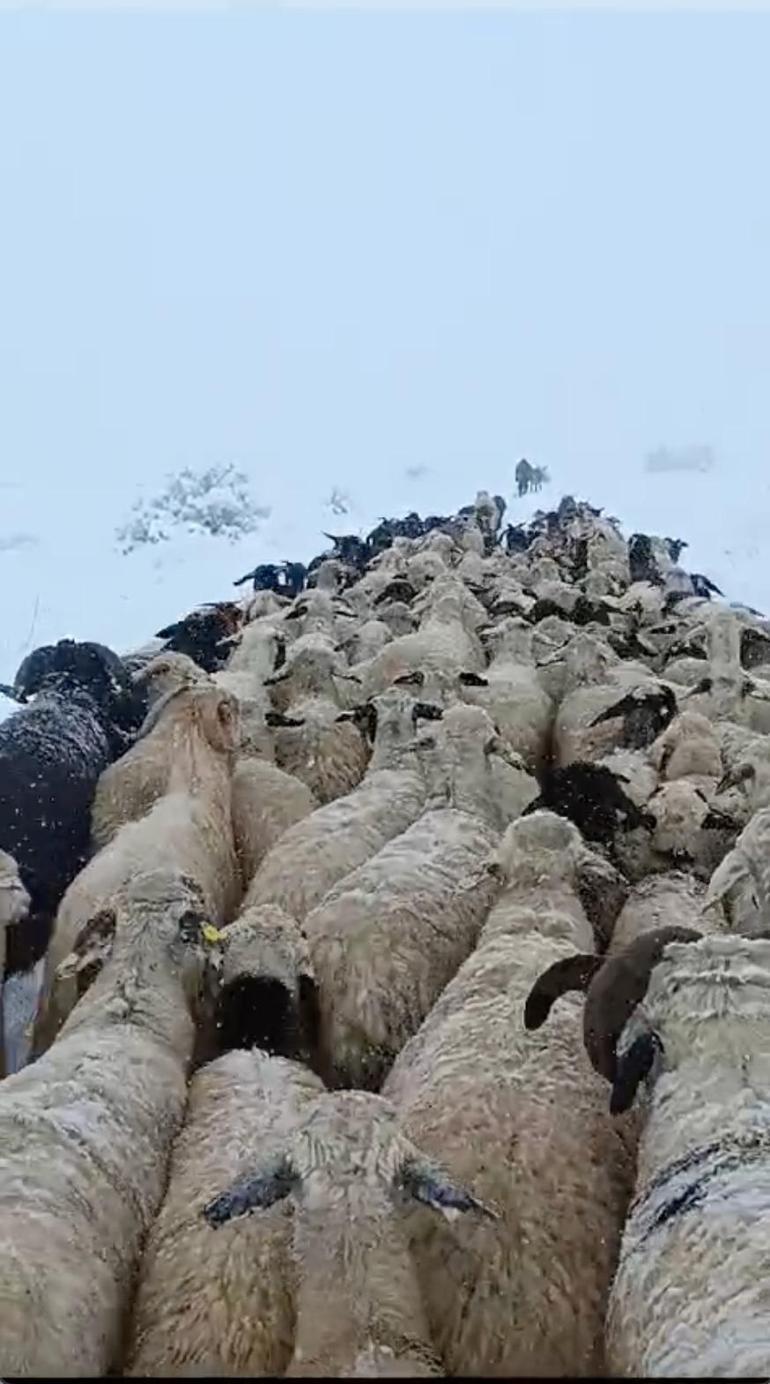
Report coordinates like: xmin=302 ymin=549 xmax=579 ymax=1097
xmin=0 ymin=849 xmax=30 ymax=929
xmin=702 ymin=810 xmax=770 ymax=928
xmin=649 ymin=710 xmax=721 ymax=781
xmin=589 ymin=683 xmax=678 ymax=750
xmin=156 ymin=602 xmax=244 ymax=674
xmin=528 ymin=557 xmax=561 ymax=585
xmin=377 ymin=600 xmax=417 ymax=638
xmin=522 ymin=761 xmax=655 ymax=848
xmin=14 ymin=638 xmax=144 ymax=749
xmin=644 ymin=781 xmax=739 ymax=863
xmin=55 ymin=867 xmax=223 ymax=1014
xmin=227 ymin=621 xmax=288 ymax=679
xmin=265 ymin=639 xmax=356 ymax=708
xmin=716 ymin=753 xmax=770 ymax=813
xmin=482 ymin=616 xmax=535 ymax=666
xmin=336 ymin=687 xmax=444 ymax=760
xmin=373 ymin=578 xmax=418 ymax=608
xmin=540 ymin=630 xmax=619 ymax=691
xmin=212 ymin=906 xmax=319 ymax=1064
xmin=202 ymin=1090 xmax=498 ymax=1229
xmin=524 ymin=924 xmax=704 ymax=1112
xmin=196 ymin=685 xmax=241 ymax=757
xmin=488 ymin=810 xmax=627 ymax=947
xmin=134 ymin=651 xmax=209 ymax=708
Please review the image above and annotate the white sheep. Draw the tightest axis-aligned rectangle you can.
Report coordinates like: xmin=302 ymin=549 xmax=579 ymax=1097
xmin=0 ymin=850 xmax=31 ymax=1078
xmin=304 ymin=705 xmax=516 ymax=1089
xmin=264 ymin=639 xmax=370 ymax=804
xmin=243 ymin=687 xmax=441 ymax=923
xmin=550 ymin=630 xmax=682 ymax=768
xmin=204 ymin=903 xmax=321 ymax=1066
xmin=34 ymin=691 xmax=241 ymax=1054
xmin=200 ymin=1087 xmax=495 ymax=1377
xmin=382 ymin=811 xmax=635 ymax=1376
xmin=231 ymin=756 xmax=318 ymax=888
xmin=339 ymin=617 xmax=393 ymax=665
xmin=0 ymin=865 xmax=221 ymax=1377
xmin=702 ymin=804 xmax=770 ymax=936
xmin=212 ymin=620 xmax=289 ymax=757
xmin=610 ymin=869 xmax=712 ymax=955
xmin=603 ymin=934 xmax=770 ymax=1376
xmin=614 ymin=777 xmax=739 ymax=885
xmin=281 ymin=589 xmax=359 ymax=645
xmin=376 ymin=598 xmax=418 ymax=639
xmin=359 ymin=574 xmax=486 ymax=699
xmin=460 ymin=616 xmax=554 ymax=773
xmin=132 ymin=649 xmax=211 ymax=707
xmin=685 ymin=608 xmax=770 ymax=731
xmin=715 ymin=728 xmax=770 ymax=818
xmin=125 ymin=1049 xmax=325 ymax=1376
xmin=647 ymin=709 xmax=723 ymax=787
xmin=91 ymin=682 xmax=239 ymax=851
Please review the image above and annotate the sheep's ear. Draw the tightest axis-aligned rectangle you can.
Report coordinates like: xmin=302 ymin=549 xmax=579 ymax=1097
xmin=265 ymin=712 xmax=305 ymax=728
xmin=393 ymin=671 xmax=425 ymax=688
xmin=273 ymin=638 xmax=287 ymax=671
xmin=589 ymin=693 xmax=634 ymax=728
xmin=610 ymin=1032 xmax=662 ymax=1115
xmin=701 ymin=807 xmax=740 ymax=833
xmin=264 ymin=670 xmax=291 ymax=686
xmin=716 ymin=762 xmax=753 ymax=795
xmin=412 ymin=702 xmax=444 ymax=723
xmin=203 ymin=1157 xmax=299 ymax=1228
xmin=682 ymin=677 xmax=712 ymax=699
xmin=459 ymin=672 xmax=489 ymax=688
xmin=398 ymin=1158 xmax=499 ymax=1223
xmin=56 ymin=908 xmax=117 ymax=990
xmin=745 ymin=679 xmax=770 ymax=704
xmin=524 ymin=954 xmax=602 ymax=1030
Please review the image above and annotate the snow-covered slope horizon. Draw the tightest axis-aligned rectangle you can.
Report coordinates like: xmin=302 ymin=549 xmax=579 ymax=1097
xmin=1 ymin=460 xmax=768 ymax=710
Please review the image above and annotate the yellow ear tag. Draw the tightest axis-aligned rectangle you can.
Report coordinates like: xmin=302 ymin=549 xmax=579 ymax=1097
xmin=202 ymin=924 xmax=225 ymax=945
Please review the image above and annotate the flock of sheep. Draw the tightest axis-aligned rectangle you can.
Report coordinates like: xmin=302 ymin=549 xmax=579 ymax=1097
xmin=2 ymin=486 xmax=770 ymax=1376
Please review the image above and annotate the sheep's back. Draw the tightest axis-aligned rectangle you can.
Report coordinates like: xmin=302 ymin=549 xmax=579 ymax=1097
xmin=126 ymin=1050 xmax=323 ymax=1377
xmin=385 ymin=930 xmax=637 ymax=1377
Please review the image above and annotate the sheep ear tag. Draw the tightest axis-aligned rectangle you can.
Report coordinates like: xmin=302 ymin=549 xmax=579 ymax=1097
xmin=202 ymin=923 xmax=225 ymax=945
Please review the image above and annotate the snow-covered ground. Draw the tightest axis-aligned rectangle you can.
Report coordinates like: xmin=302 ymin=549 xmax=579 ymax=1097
xmin=1 ymin=460 xmax=769 ymax=702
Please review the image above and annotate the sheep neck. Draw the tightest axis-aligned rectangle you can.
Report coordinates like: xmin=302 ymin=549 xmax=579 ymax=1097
xmin=289 ymin=1203 xmax=435 ymax=1376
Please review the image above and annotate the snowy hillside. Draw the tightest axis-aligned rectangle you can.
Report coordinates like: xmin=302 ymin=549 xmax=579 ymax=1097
xmin=2 ymin=459 xmax=769 ymax=709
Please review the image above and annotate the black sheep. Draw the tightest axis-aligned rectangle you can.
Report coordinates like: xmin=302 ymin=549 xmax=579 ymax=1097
xmin=0 ymin=641 xmax=145 ymax=975
xmin=522 ymin=762 xmax=654 ymax=847
xmin=232 ymin=562 xmax=284 ymax=594
xmin=13 ymin=638 xmax=144 ymax=758
xmin=156 ymin=601 xmax=243 ymax=674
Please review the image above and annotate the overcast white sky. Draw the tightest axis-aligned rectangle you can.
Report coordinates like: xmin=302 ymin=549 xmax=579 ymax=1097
xmin=1 ymin=10 xmax=770 ymax=687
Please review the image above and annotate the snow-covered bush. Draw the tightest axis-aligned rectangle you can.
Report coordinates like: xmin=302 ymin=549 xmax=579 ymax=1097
xmin=116 ymin=465 xmax=270 ymax=555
